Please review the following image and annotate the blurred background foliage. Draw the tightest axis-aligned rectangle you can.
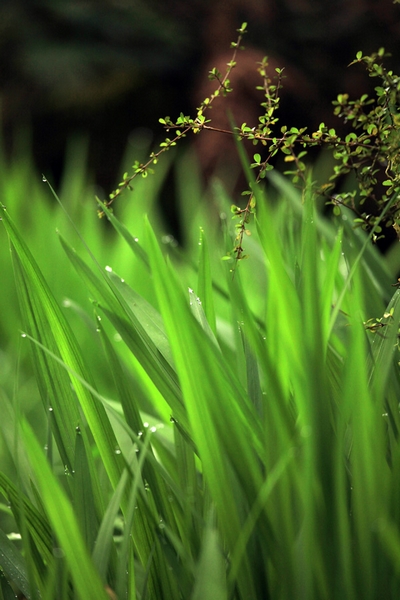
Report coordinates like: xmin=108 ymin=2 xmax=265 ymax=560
xmin=1 ymin=0 xmax=400 ymax=194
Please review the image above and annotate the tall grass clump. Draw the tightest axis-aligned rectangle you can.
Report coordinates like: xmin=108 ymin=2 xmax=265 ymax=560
xmin=1 ymin=20 xmax=400 ymax=600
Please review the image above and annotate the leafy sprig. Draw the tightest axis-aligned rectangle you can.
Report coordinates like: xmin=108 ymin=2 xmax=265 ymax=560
xmin=98 ymin=22 xmax=248 ymax=217
xmin=101 ymin=24 xmax=400 ymax=261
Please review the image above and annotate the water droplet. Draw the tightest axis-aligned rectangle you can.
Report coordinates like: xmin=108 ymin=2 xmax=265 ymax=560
xmin=75 ymin=426 xmax=81 ymax=434
xmin=138 ymin=431 xmax=143 ymax=437
xmin=120 ymin=278 xmax=125 ymax=283
xmin=97 ymin=315 xmax=102 ymax=321
xmin=115 ymin=447 xmax=121 ymax=455
xmin=62 ymin=299 xmax=71 ymax=308
xmin=43 ymin=444 xmax=48 ymax=451
xmin=150 ymin=426 xmax=157 ymax=433
xmin=143 ymin=422 xmax=149 ymax=428
xmin=21 ymin=333 xmax=27 ymax=338
xmin=113 ymin=333 xmax=122 ymax=342
xmin=105 ymin=265 xmax=113 ymax=272
xmin=42 ymin=175 xmax=47 ymax=182
xmin=48 ymin=407 xmax=53 ymax=412
xmin=133 ymin=237 xmax=139 ymax=243
xmin=161 ymin=234 xmax=177 ymax=247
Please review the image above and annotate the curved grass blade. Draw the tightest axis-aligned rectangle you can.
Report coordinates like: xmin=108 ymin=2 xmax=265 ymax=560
xmin=96 ymin=198 xmax=150 ymax=268
xmin=59 ymin=234 xmax=187 ymax=425
xmin=197 ymin=228 xmax=217 ymax=336
xmin=369 ymin=289 xmax=400 ymax=396
xmin=0 ymin=473 xmax=53 ymax=566
xmin=146 ymin=216 xmax=267 ymax=599
xmin=21 ymin=420 xmax=109 ymax=600
xmin=1 ymin=204 xmax=122 ymax=494
xmin=0 ymin=528 xmax=31 ymax=599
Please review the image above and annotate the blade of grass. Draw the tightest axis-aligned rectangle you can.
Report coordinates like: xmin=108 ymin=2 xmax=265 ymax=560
xmin=0 ymin=528 xmax=31 ymax=599
xmin=146 ymin=216 xmax=270 ymax=598
xmin=96 ymin=198 xmax=150 ymax=269
xmin=191 ymin=512 xmax=227 ymax=600
xmin=369 ymin=289 xmax=400 ymax=395
xmin=58 ymin=234 xmax=186 ymax=426
xmin=1 ymin=204 xmax=123 ymax=496
xmin=197 ymin=228 xmax=217 ymax=336
xmin=21 ymin=419 xmax=110 ymax=600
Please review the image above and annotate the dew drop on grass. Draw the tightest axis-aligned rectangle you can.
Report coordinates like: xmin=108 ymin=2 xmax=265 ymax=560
xmin=150 ymin=426 xmax=157 ymax=433
xmin=48 ymin=407 xmax=53 ymax=412
xmin=105 ymin=265 xmax=113 ymax=272
xmin=42 ymin=175 xmax=47 ymax=183
xmin=21 ymin=333 xmax=27 ymax=338
xmin=115 ymin=447 xmax=122 ymax=455
xmin=133 ymin=237 xmax=139 ymax=243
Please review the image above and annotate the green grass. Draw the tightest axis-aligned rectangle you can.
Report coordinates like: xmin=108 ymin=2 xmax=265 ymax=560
xmin=1 ymin=136 xmax=400 ymax=599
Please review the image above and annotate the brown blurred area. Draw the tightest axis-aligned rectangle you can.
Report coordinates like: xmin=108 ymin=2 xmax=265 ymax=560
xmin=1 ymin=0 xmax=400 ymax=193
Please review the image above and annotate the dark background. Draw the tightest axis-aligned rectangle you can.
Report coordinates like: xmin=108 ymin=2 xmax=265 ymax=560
xmin=2 ymin=0 xmax=400 ymax=195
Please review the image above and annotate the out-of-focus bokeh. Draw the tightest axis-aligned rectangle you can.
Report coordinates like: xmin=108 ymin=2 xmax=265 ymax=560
xmin=2 ymin=0 xmax=400 ymax=192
